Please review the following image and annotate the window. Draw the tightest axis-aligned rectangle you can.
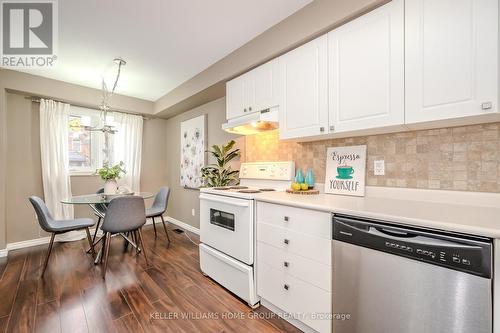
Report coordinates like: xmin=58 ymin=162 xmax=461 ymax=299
xmin=68 ymin=106 xmax=118 ymax=174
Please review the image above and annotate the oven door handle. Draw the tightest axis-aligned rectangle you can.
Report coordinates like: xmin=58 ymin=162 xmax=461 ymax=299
xmin=199 ymin=194 xmax=250 ymax=207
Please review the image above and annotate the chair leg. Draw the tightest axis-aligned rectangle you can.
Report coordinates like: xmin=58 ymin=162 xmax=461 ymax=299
xmin=133 ymin=230 xmax=141 ymax=254
xmin=123 ymin=231 xmax=130 ymax=252
xmin=87 ymin=217 xmax=102 ymax=254
xmin=85 ymin=227 xmax=96 ymax=260
xmin=92 ymin=216 xmax=101 ymax=244
xmin=137 ymin=228 xmax=149 ymax=266
xmin=41 ymin=233 xmax=56 ymax=277
xmin=151 ymin=217 xmax=157 ymax=238
xmin=102 ymin=232 xmax=111 ymax=279
xmin=160 ymin=215 xmax=171 ymax=244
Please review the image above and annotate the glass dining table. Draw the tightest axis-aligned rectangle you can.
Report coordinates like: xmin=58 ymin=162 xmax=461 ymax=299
xmin=61 ymin=192 xmax=154 ymax=205
xmin=61 ymin=192 xmax=154 ymax=264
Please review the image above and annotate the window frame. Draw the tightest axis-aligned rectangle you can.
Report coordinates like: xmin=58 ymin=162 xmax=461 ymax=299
xmin=68 ymin=107 xmax=103 ymax=175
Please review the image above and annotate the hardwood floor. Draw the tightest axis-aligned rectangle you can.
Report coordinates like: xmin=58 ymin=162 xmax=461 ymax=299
xmin=0 ymin=224 xmax=301 ymax=333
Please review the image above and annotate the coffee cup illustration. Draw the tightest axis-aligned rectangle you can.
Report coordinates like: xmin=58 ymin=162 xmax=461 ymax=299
xmin=336 ymin=165 xmax=354 ymax=179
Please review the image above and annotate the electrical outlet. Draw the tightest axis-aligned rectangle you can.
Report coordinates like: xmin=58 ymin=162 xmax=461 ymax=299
xmin=191 ymin=208 xmax=196 ymax=216
xmin=374 ymin=160 xmax=385 ymax=176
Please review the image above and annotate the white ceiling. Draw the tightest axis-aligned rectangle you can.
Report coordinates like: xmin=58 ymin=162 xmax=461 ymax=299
xmin=17 ymin=0 xmax=312 ymax=101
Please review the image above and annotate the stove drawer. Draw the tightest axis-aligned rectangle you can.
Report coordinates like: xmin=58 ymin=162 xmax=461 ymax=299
xmin=257 ymin=261 xmax=332 ymax=333
xmin=257 ymin=202 xmax=331 ymax=239
xmin=257 ymin=221 xmax=331 ymax=266
xmin=257 ymin=241 xmax=331 ymax=292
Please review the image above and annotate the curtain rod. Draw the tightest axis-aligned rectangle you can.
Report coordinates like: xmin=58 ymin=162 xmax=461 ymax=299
xmin=25 ymin=96 xmax=154 ymax=120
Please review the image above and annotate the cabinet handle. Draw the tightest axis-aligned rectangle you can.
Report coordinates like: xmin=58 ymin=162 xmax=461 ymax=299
xmin=249 ymin=106 xmax=252 ymax=111
xmin=283 ymin=261 xmax=289 ymax=267
xmin=284 ymin=216 xmax=289 ymax=222
xmin=284 ymin=284 xmax=290 ymax=290
xmin=330 ymin=125 xmax=335 ymax=131
xmin=482 ymin=102 xmax=493 ymax=110
xmin=320 ymin=127 xmax=325 ymax=132
xmin=244 ymin=108 xmax=247 ymax=112
xmin=284 ymin=239 xmax=290 ymax=245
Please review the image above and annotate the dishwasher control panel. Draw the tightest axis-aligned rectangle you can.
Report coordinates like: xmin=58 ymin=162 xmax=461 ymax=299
xmin=334 ymin=215 xmax=492 ymax=278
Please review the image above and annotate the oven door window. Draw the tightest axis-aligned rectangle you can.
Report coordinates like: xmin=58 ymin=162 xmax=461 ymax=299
xmin=210 ymin=209 xmax=235 ymax=231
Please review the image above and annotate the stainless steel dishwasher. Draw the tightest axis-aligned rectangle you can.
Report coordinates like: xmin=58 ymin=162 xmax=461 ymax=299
xmin=332 ymin=214 xmax=492 ymax=333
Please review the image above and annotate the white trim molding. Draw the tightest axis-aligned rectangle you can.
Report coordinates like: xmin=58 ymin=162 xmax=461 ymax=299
xmin=165 ymin=215 xmax=200 ymax=235
xmin=146 ymin=215 xmax=199 ymax=235
xmin=0 ymin=216 xmax=199 ymax=258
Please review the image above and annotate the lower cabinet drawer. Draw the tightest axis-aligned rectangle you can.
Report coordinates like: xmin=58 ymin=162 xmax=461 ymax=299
xmin=258 ymin=241 xmax=331 ymax=292
xmin=257 ymin=262 xmax=332 ymax=333
xmin=257 ymin=221 xmax=332 ymax=266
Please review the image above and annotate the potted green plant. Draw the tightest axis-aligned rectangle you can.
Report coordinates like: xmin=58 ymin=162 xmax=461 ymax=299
xmin=95 ymin=161 xmax=126 ymax=194
xmin=201 ymin=140 xmax=240 ymax=187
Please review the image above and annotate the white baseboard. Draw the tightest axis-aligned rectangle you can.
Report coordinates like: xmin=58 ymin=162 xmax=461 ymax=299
xmin=6 ymin=236 xmax=52 ymax=252
xmin=144 ymin=215 xmax=199 ymax=235
xmin=164 ymin=216 xmax=200 ymax=235
xmin=0 ymin=216 xmax=199 ymax=258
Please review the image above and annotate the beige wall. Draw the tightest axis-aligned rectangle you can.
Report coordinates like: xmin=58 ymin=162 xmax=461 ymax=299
xmin=2 ymin=91 xmax=167 ymax=245
xmin=155 ymin=0 xmax=389 ymax=117
xmin=165 ymin=98 xmax=242 ymax=228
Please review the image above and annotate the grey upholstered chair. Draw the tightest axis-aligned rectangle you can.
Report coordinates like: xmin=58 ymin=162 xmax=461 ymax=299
xmin=29 ymin=196 xmax=96 ymax=276
xmin=100 ymin=196 xmax=148 ymax=278
xmin=146 ymin=187 xmax=171 ymax=243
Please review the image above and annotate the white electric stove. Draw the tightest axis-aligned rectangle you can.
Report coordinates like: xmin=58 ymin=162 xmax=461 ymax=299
xmin=199 ymin=161 xmax=295 ymax=307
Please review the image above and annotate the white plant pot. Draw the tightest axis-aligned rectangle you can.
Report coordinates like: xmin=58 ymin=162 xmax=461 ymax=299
xmin=104 ymin=179 xmax=118 ymax=194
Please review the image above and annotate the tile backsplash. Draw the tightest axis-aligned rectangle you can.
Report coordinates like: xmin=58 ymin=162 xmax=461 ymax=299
xmin=243 ymin=123 xmax=500 ymax=193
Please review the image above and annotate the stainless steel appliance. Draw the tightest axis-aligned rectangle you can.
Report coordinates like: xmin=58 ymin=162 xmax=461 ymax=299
xmin=332 ymin=214 xmax=492 ymax=333
xmin=199 ymin=161 xmax=295 ymax=308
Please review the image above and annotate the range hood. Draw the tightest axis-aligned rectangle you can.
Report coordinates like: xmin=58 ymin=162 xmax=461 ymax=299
xmin=222 ymin=107 xmax=278 ymax=135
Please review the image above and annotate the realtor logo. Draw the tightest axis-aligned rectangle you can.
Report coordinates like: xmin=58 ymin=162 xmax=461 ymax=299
xmin=1 ymin=0 xmax=57 ymax=68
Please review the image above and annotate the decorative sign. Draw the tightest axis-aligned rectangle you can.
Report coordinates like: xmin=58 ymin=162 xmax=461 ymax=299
xmin=180 ymin=114 xmax=206 ymax=189
xmin=325 ymin=145 xmax=367 ymax=197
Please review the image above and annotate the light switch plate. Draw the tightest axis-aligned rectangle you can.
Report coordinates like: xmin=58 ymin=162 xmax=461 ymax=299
xmin=374 ymin=160 xmax=385 ymax=176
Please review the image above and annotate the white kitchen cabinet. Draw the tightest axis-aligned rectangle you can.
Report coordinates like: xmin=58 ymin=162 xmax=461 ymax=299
xmin=405 ymin=0 xmax=499 ymax=124
xmin=256 ymin=201 xmax=332 ymax=333
xmin=328 ymin=0 xmax=404 ymax=133
xmin=226 ymin=59 xmax=279 ymax=120
xmin=253 ymin=59 xmax=280 ymax=113
xmin=226 ymin=72 xmax=254 ymax=120
xmin=279 ymin=35 xmax=329 ymax=140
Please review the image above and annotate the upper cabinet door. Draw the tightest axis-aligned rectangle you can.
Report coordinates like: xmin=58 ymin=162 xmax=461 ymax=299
xmin=226 ymin=75 xmax=246 ymax=120
xmin=253 ymin=59 xmax=280 ymax=112
xmin=328 ymin=0 xmax=404 ymax=133
xmin=405 ymin=0 xmax=499 ymax=124
xmin=279 ymin=35 xmax=328 ymax=140
xmin=226 ymin=60 xmax=279 ymax=120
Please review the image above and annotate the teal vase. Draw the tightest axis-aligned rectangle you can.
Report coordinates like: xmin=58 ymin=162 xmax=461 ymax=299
xmin=295 ymin=169 xmax=304 ymax=183
xmin=305 ymin=169 xmax=315 ymax=189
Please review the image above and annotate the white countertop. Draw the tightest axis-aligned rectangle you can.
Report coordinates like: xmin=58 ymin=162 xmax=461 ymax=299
xmin=255 ymin=188 xmax=500 ymax=238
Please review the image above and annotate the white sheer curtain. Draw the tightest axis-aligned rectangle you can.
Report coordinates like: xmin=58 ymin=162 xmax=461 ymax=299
xmin=39 ymin=99 xmax=81 ymax=241
xmin=113 ymin=112 xmax=143 ymax=192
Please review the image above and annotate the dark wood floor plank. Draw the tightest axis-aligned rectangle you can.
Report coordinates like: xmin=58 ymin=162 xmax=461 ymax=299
xmin=5 ymin=279 xmax=38 ymax=333
xmin=120 ymin=284 xmax=187 ymax=333
xmin=113 ymin=313 xmax=144 ymax=333
xmin=81 ymin=285 xmax=116 ymax=333
xmin=0 ymin=259 xmax=25 ymax=317
xmin=35 ymin=301 xmax=61 ymax=333
xmin=0 ymin=316 xmax=9 ymax=333
xmin=0 ymin=224 xmax=300 ymax=333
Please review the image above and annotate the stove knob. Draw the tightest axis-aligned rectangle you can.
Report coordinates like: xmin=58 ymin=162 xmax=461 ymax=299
xmin=284 ymin=239 xmax=290 ymax=245
xmin=284 ymin=284 xmax=290 ymax=290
